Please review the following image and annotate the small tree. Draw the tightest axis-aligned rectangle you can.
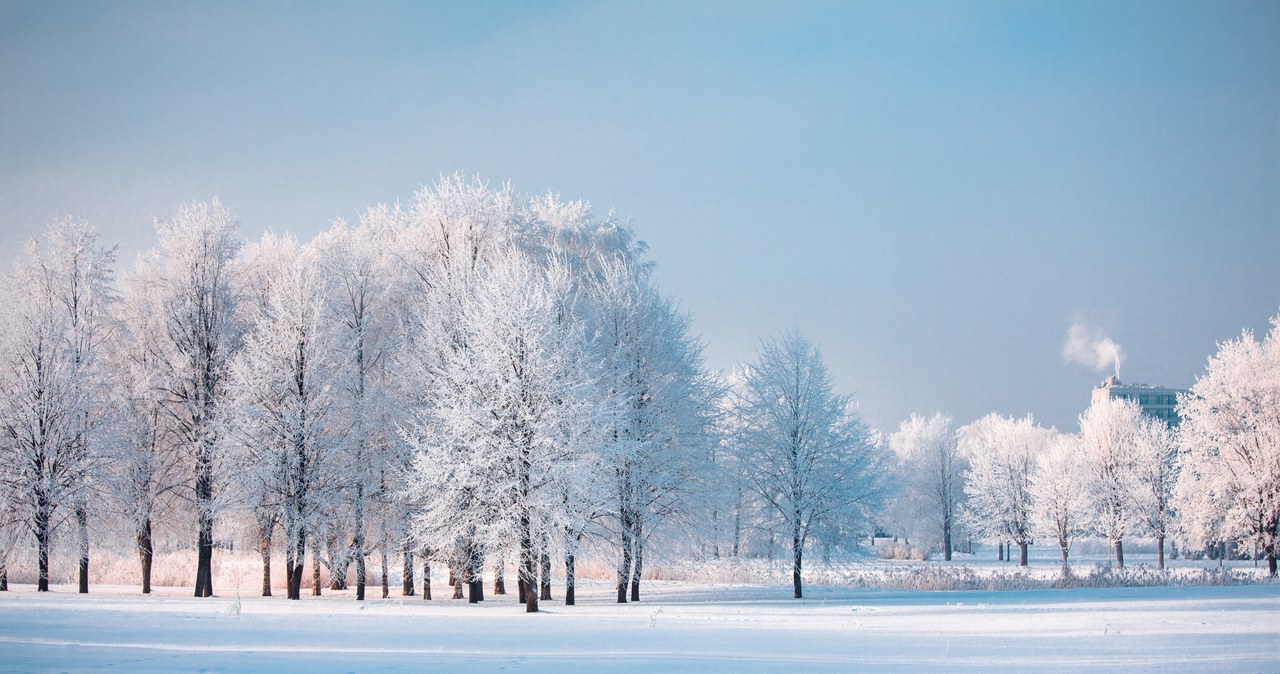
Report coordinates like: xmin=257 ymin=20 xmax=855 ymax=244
xmin=1130 ymin=416 xmax=1178 ymax=569
xmin=889 ymin=413 xmax=964 ymax=560
xmin=1030 ymin=432 xmax=1088 ymax=570
xmin=960 ymin=414 xmax=1047 ymax=567
xmin=1079 ymin=397 xmax=1144 ymax=567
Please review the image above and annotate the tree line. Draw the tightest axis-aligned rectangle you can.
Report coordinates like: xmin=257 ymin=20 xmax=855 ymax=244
xmin=0 ymin=177 xmax=1275 ymax=612
xmin=886 ymin=320 xmax=1279 ymax=577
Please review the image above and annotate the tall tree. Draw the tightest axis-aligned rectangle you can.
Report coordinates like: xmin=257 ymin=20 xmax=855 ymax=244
xmin=588 ymin=254 xmax=717 ymax=603
xmin=0 ymin=218 xmax=115 ymax=592
xmin=313 ymin=218 xmax=397 ymax=601
xmin=137 ymin=199 xmax=241 ymax=597
xmin=889 ymin=413 xmax=965 ymax=560
xmin=1177 ymin=314 xmax=1280 ymax=576
xmin=731 ymin=329 xmax=882 ymax=599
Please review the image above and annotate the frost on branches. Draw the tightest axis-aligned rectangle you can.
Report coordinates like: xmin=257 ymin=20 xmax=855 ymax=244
xmin=1177 ymin=314 xmax=1280 ymax=576
xmin=731 ymin=330 xmax=884 ymax=599
xmin=0 ymin=218 xmax=115 ymax=592
xmin=889 ymin=413 xmax=965 ymax=561
xmin=960 ymin=414 xmax=1049 ymax=567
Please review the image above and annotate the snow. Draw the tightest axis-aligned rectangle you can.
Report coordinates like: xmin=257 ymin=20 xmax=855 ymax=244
xmin=2 ymin=580 xmax=1276 ymax=672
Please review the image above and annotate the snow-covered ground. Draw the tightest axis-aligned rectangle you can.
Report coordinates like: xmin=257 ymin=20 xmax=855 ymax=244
xmin=2 ymin=578 xmax=1277 ymax=672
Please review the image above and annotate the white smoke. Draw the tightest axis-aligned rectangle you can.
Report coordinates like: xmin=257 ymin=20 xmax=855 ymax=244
xmin=1062 ymin=318 xmax=1123 ymax=376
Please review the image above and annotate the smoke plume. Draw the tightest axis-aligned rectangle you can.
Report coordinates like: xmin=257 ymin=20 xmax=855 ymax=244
xmin=1062 ymin=318 xmax=1123 ymax=376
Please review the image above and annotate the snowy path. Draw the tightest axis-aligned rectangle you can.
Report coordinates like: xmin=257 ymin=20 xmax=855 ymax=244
xmin=1 ymin=582 xmax=1277 ymax=672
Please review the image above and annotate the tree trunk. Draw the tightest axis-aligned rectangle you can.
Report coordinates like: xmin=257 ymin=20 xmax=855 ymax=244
xmin=942 ymin=514 xmax=953 ymax=562
xmin=76 ymin=505 xmax=89 ymax=594
xmin=312 ymin=552 xmax=321 ymax=596
xmin=520 ymin=511 xmax=538 ymax=613
xmin=1267 ymin=547 xmax=1277 ymax=577
xmin=629 ymin=526 xmax=643 ymax=603
xmin=1059 ymin=541 xmax=1069 ymax=565
xmin=564 ymin=547 xmax=576 ymax=606
xmin=36 ymin=508 xmax=50 ymax=592
xmin=451 ymin=564 xmax=464 ymax=599
xmin=402 ymin=550 xmax=415 ymax=596
xmin=353 ymin=537 xmax=363 ymax=601
xmin=380 ymin=546 xmax=389 ymax=599
xmin=0 ymin=564 xmax=6 ymax=591
xmin=286 ymin=529 xmax=306 ymax=601
xmin=138 ymin=519 xmax=154 ymax=595
xmin=1116 ymin=539 xmax=1125 ymax=568
xmin=1019 ymin=541 xmax=1028 ymax=567
xmin=260 ymin=528 xmax=272 ymax=597
xmin=494 ymin=557 xmax=506 ymax=595
xmin=466 ymin=550 xmax=483 ymax=604
xmin=422 ymin=558 xmax=431 ymax=600
xmin=792 ymin=528 xmax=804 ymax=599
xmin=354 ymin=482 xmax=366 ymax=601
xmin=1157 ymin=533 xmax=1166 ymax=570
xmin=616 ymin=509 xmax=632 ymax=604
xmin=194 ymin=446 xmax=215 ymax=598
xmin=997 ymin=542 xmax=1004 ymax=561
xmin=355 ymin=470 xmax=366 ymax=601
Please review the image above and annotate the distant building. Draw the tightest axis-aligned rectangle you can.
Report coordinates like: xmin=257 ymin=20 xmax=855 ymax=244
xmin=1091 ymin=375 xmax=1185 ymax=427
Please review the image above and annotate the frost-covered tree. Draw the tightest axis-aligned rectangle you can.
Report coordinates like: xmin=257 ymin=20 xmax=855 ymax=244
xmin=0 ymin=218 xmax=115 ymax=592
xmin=401 ymin=247 xmax=600 ymax=613
xmin=1029 ymin=432 xmax=1088 ymax=569
xmin=960 ymin=414 xmax=1047 ymax=567
xmin=1177 ymin=314 xmax=1280 ymax=576
xmin=391 ymin=177 xmax=516 ymax=599
xmin=135 ymin=200 xmax=242 ymax=597
xmin=588 ymin=254 xmax=718 ymax=603
xmin=106 ymin=269 xmax=183 ymax=594
xmin=1130 ymin=416 xmax=1178 ymax=569
xmin=889 ymin=413 xmax=965 ymax=560
xmin=1078 ymin=397 xmax=1145 ymax=567
xmin=732 ymin=330 xmax=882 ymax=598
xmin=312 ymin=217 xmax=398 ymax=601
xmin=227 ymin=234 xmax=343 ymax=600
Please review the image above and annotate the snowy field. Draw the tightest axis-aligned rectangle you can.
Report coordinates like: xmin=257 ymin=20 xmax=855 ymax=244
xmin=2 ymin=576 xmax=1277 ymax=673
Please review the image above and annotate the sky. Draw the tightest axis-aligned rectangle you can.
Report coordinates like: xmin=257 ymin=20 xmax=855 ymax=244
xmin=1 ymin=0 xmax=1277 ymax=433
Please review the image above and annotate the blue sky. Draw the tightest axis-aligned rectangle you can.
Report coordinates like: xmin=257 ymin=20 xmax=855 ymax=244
xmin=2 ymin=0 xmax=1277 ymax=432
